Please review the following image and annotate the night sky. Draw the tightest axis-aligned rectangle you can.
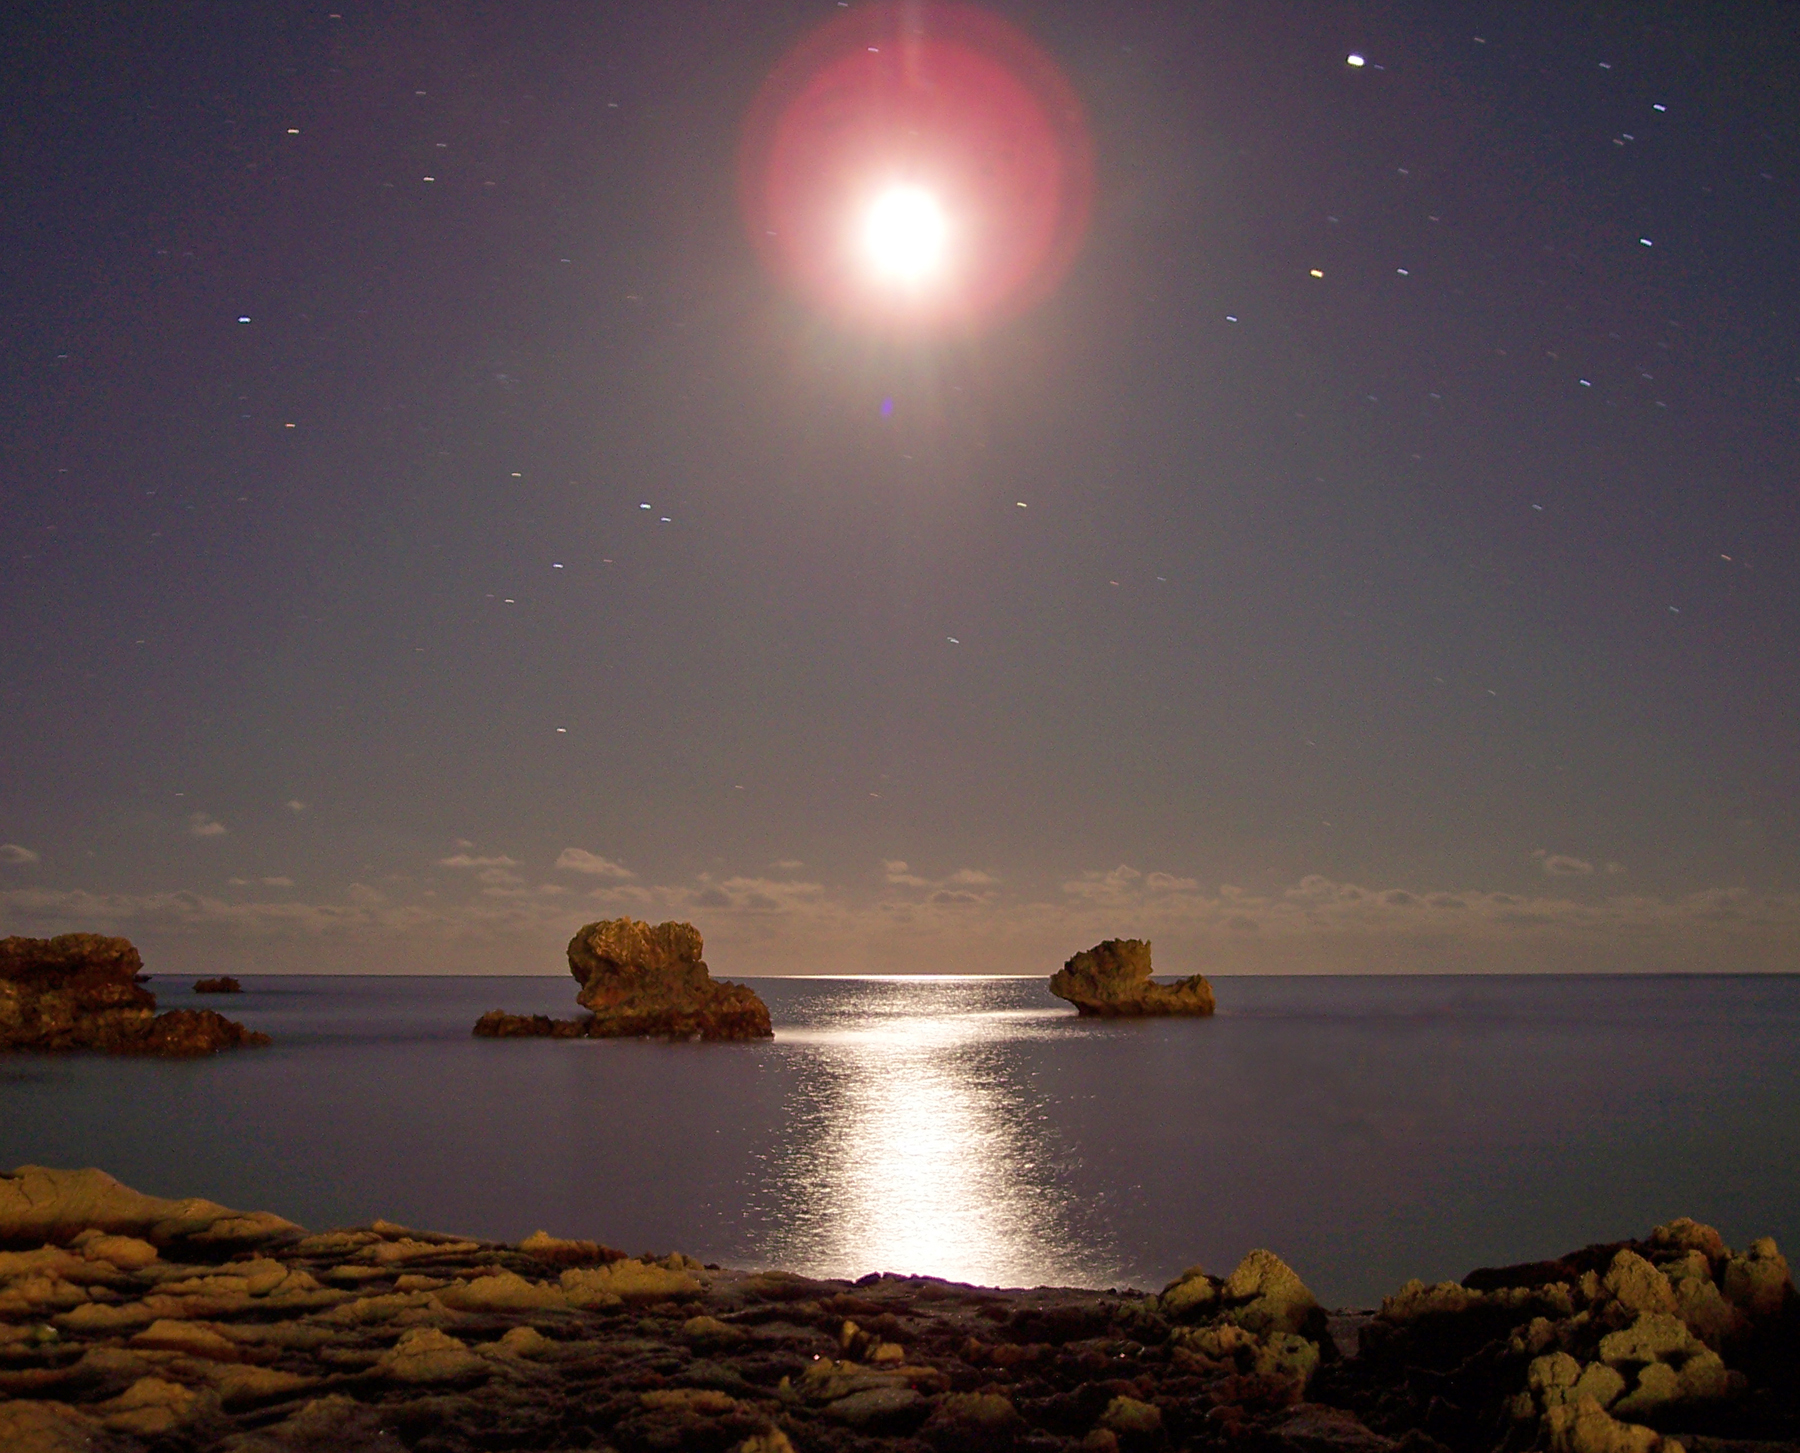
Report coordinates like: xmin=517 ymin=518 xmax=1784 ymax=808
xmin=3 ymin=1 xmax=1797 ymax=977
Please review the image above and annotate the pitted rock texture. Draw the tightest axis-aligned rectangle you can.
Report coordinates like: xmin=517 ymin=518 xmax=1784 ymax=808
xmin=1048 ymin=938 xmax=1217 ymax=1017
xmin=0 ymin=936 xmax=268 ymax=1057
xmin=473 ymin=918 xmax=772 ymax=1042
xmin=1 ymin=1173 xmax=1796 ymax=1453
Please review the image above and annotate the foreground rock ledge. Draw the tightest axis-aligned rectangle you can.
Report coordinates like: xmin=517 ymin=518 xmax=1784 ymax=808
xmin=1049 ymin=938 xmax=1216 ymax=1017
xmin=0 ymin=1169 xmax=1794 ymax=1453
xmin=0 ymin=935 xmax=268 ymax=1057
xmin=474 ymin=918 xmax=773 ymax=1042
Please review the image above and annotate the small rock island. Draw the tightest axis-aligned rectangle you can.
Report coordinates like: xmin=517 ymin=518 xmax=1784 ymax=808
xmin=474 ymin=917 xmax=772 ymax=1042
xmin=0 ymin=934 xmax=269 ymax=1055
xmin=193 ymin=976 xmax=243 ymax=994
xmin=1049 ymin=937 xmax=1216 ymax=1017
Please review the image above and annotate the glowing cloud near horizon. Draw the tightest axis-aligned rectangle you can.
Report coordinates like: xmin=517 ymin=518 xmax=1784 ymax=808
xmin=739 ymin=3 xmax=1094 ymax=330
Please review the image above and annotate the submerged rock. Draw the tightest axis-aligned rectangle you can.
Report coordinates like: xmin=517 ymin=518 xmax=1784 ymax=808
xmin=0 ymin=935 xmax=268 ymax=1056
xmin=1047 ymin=937 xmax=1215 ymax=1017
xmin=471 ymin=1010 xmax=588 ymax=1039
xmin=192 ymin=976 xmax=243 ymax=993
xmin=472 ymin=918 xmax=772 ymax=1041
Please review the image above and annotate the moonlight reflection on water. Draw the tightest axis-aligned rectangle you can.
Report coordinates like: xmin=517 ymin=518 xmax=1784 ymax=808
xmin=1 ymin=975 xmax=1795 ymax=1305
xmin=749 ymin=978 xmax=1117 ymax=1289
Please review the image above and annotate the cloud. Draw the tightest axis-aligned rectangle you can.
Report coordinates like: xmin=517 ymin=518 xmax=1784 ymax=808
xmin=554 ymin=848 xmax=635 ymax=879
xmin=1062 ymin=865 xmax=1145 ymax=902
xmin=882 ymin=860 xmax=999 ymax=896
xmin=4 ymin=857 xmax=1799 ymax=979
xmin=0 ymin=844 xmax=39 ymax=866
xmin=438 ymin=853 xmax=518 ymax=870
xmin=262 ymin=877 xmax=295 ymax=888
xmin=284 ymin=800 xmax=308 ymax=813
xmin=773 ymin=859 xmax=805 ymax=870
xmin=187 ymin=813 xmax=227 ymax=838
xmin=1533 ymin=850 xmax=1595 ymax=877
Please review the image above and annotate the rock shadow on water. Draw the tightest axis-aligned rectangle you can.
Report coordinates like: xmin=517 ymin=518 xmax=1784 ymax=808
xmin=473 ymin=918 xmax=773 ymax=1042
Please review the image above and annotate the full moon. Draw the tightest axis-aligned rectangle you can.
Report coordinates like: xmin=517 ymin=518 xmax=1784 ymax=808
xmin=739 ymin=2 xmax=1094 ymax=330
xmin=860 ymin=186 xmax=951 ymax=286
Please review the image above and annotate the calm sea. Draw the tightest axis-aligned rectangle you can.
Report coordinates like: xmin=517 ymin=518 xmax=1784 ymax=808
xmin=4 ymin=974 xmax=1796 ymax=1307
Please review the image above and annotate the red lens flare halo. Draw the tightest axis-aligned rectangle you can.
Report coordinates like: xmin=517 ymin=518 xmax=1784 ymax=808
xmin=740 ymin=3 xmax=1096 ymax=332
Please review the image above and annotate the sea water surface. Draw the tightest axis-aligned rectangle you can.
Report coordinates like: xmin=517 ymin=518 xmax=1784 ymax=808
xmin=4 ymin=974 xmax=1797 ymax=1306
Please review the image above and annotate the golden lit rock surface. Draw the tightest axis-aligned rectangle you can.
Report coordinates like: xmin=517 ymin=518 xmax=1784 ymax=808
xmin=1048 ymin=938 xmax=1216 ymax=1017
xmin=0 ymin=935 xmax=267 ymax=1056
xmin=0 ymin=1172 xmax=1794 ymax=1453
xmin=472 ymin=917 xmax=773 ymax=1041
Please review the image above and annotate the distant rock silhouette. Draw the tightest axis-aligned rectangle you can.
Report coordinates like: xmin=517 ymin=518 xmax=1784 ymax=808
xmin=0 ymin=934 xmax=269 ymax=1055
xmin=1048 ymin=938 xmax=1215 ymax=1017
xmin=193 ymin=976 xmax=243 ymax=994
xmin=474 ymin=918 xmax=772 ymax=1041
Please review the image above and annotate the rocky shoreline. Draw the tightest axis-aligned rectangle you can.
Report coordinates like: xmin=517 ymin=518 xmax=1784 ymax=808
xmin=1 ymin=1167 xmax=1794 ymax=1453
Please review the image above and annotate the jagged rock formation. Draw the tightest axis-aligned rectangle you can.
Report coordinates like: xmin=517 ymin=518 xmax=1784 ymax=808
xmin=0 ymin=1170 xmax=1793 ymax=1453
xmin=473 ymin=918 xmax=772 ymax=1042
xmin=0 ymin=935 xmax=269 ymax=1056
xmin=1317 ymin=1216 xmax=1798 ymax=1453
xmin=1048 ymin=937 xmax=1216 ymax=1017
xmin=192 ymin=977 xmax=242 ymax=994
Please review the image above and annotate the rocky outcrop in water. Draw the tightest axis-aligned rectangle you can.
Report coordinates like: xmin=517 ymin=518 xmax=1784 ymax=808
xmin=471 ymin=1011 xmax=589 ymax=1039
xmin=192 ymin=978 xmax=242 ymax=994
xmin=1048 ymin=937 xmax=1216 ymax=1017
xmin=0 ymin=935 xmax=269 ymax=1056
xmin=472 ymin=918 xmax=772 ymax=1042
xmin=0 ymin=1169 xmax=1794 ymax=1453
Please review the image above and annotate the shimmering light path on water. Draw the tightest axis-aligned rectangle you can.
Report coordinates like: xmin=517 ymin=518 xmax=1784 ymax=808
xmin=3 ymin=975 xmax=1796 ymax=1305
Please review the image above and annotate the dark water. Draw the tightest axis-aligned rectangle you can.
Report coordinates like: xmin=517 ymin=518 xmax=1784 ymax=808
xmin=3 ymin=974 xmax=1796 ymax=1306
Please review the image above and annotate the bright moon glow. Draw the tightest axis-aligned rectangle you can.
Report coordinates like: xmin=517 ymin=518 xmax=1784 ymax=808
xmin=740 ymin=4 xmax=1094 ymax=329
xmin=861 ymin=186 xmax=950 ymax=284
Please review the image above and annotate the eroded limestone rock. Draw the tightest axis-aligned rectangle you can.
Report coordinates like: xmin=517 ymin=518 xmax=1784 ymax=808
xmin=472 ymin=918 xmax=772 ymax=1041
xmin=0 ymin=935 xmax=267 ymax=1056
xmin=1722 ymin=1237 xmax=1793 ymax=1317
xmin=1 ymin=1173 xmax=1795 ymax=1453
xmin=0 ymin=1166 xmax=298 ymax=1251
xmin=1221 ymin=1248 xmax=1323 ymax=1336
xmin=1048 ymin=938 xmax=1216 ymax=1017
